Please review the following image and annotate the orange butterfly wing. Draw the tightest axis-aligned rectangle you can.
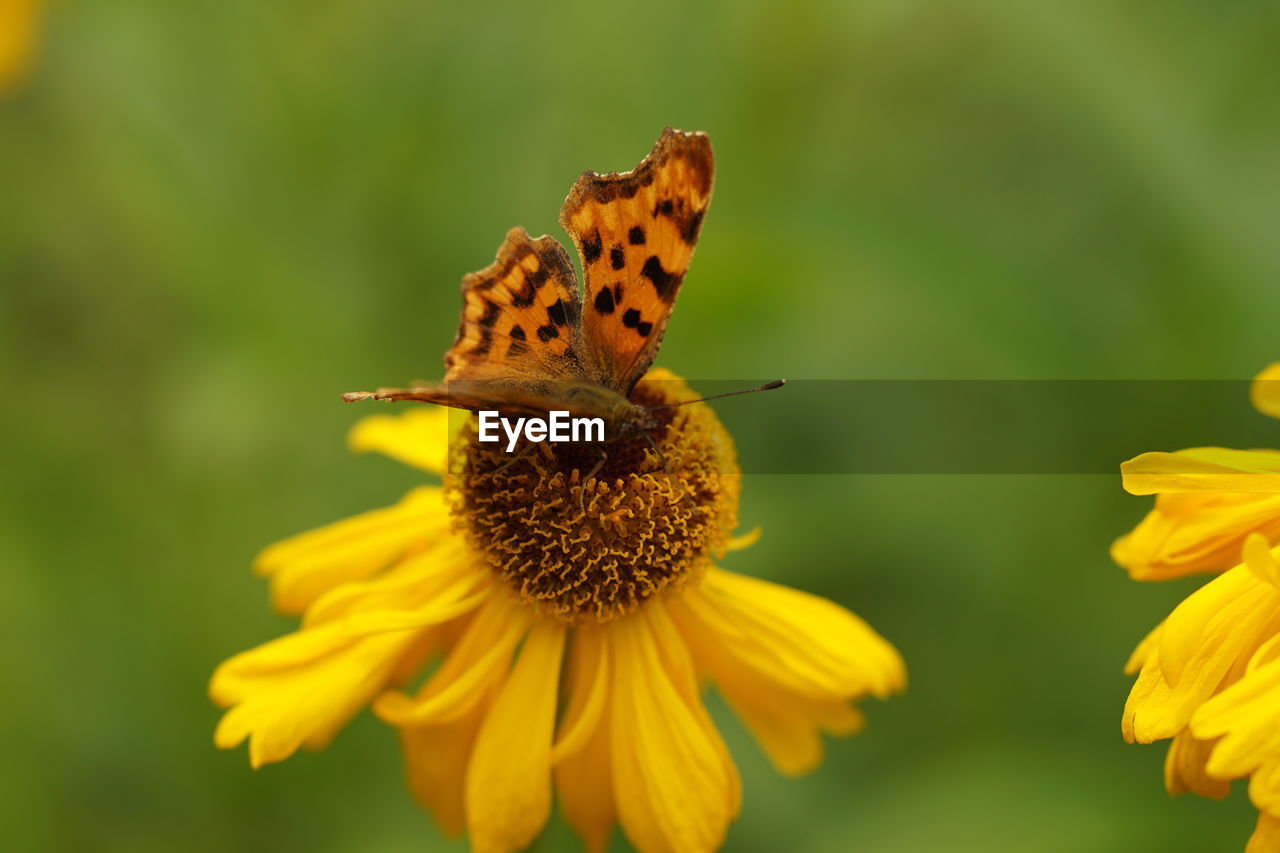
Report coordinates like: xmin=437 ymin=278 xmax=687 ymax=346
xmin=345 ymin=227 xmax=593 ymax=414
xmin=559 ymin=128 xmax=714 ymax=394
xmin=444 ymin=225 xmax=588 ymax=383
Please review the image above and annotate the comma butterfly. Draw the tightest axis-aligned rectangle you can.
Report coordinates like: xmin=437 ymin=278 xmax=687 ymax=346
xmin=343 ymin=128 xmax=780 ymax=449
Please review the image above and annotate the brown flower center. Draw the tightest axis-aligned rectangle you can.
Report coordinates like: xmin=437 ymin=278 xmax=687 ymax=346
xmin=445 ymin=372 xmax=740 ymax=622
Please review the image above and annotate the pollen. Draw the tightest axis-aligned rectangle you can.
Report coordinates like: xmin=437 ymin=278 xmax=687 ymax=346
xmin=445 ymin=371 xmax=740 ymax=622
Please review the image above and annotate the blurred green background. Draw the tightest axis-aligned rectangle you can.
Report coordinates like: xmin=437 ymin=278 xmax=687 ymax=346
xmin=3 ymin=1 xmax=1279 ymax=850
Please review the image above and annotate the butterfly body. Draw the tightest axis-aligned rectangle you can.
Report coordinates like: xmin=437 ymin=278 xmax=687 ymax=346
xmin=344 ymin=128 xmax=714 ymax=453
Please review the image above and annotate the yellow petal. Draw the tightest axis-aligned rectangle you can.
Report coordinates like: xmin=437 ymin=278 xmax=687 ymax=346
xmin=553 ymin=625 xmax=610 ymax=764
xmin=554 ymin=628 xmax=616 ymax=853
xmin=1248 ymin=811 xmax=1280 ymax=853
xmin=1159 ymin=565 xmax=1277 ymax=686
xmin=302 ymin=539 xmax=481 ymax=627
xmin=671 ymin=581 xmax=877 ymax=776
xmin=255 ymin=486 xmax=451 ymax=614
xmin=1124 ymin=621 xmax=1164 ymax=676
xmin=1252 ymin=364 xmax=1280 ymax=420
xmin=644 ymin=603 xmax=741 ymax=819
xmin=1124 ymin=566 xmax=1277 ymax=743
xmin=1251 ymin=762 xmax=1280 ymax=820
xmin=1163 ymin=731 xmax=1229 ymax=799
xmin=608 ymin=612 xmax=736 ymax=853
xmin=686 ymin=568 xmax=906 ymax=700
xmin=211 ymin=624 xmax=425 ymax=768
xmin=348 ymin=406 xmax=453 ymax=473
xmin=726 ymin=527 xmax=762 ymax=552
xmin=1121 ymin=448 xmax=1280 ymax=495
xmin=210 ymin=558 xmax=487 ymax=767
xmin=1192 ymin=657 xmax=1280 ymax=782
xmin=465 ymin=619 xmax=566 ymax=853
xmin=1112 ymin=490 xmax=1280 ymax=580
xmin=1246 ymin=533 xmax=1280 ymax=589
xmin=732 ymin=686 xmax=863 ymax=777
xmin=398 ymin=684 xmax=497 ymax=837
xmin=555 ymin=709 xmax=617 ymax=853
xmin=374 ymin=593 xmax=531 ymax=726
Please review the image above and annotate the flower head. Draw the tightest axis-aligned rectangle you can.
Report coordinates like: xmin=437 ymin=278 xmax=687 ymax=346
xmin=212 ymin=370 xmax=905 ymax=853
xmin=1117 ymin=365 xmax=1280 ymax=851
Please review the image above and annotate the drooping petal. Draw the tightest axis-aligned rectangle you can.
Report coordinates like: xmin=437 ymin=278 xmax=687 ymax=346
xmin=644 ymin=603 xmax=741 ymax=819
xmin=1125 ymin=621 xmax=1164 ymax=675
xmin=212 ymin=628 xmax=420 ymax=768
xmin=554 ymin=627 xmax=616 ymax=853
xmin=1163 ymin=730 xmax=1229 ymax=799
xmin=1121 ymin=448 xmax=1280 ymax=495
xmin=375 ymin=592 xmax=531 ymax=726
xmin=1248 ymin=811 xmax=1280 ymax=853
xmin=302 ymin=539 xmax=481 ymax=627
xmin=722 ymin=683 xmax=864 ymax=777
xmin=1245 ymin=533 xmax=1280 ymax=590
xmin=1251 ymin=364 xmax=1280 ymax=420
xmin=553 ymin=625 xmax=610 ymax=765
xmin=683 ymin=568 xmax=906 ymax=700
xmin=464 ymin=619 xmax=566 ymax=853
xmin=1192 ymin=658 xmax=1280 ymax=805
xmin=1112 ymin=489 xmax=1280 ymax=580
xmin=348 ymin=406 xmax=453 ymax=474
xmin=254 ymin=486 xmax=451 ymax=614
xmin=399 ymin=683 xmax=498 ymax=837
xmin=609 ymin=611 xmax=736 ymax=853
xmin=1159 ymin=565 xmax=1280 ymax=687
xmin=213 ymin=537 xmax=482 ymax=767
xmin=1123 ymin=566 xmax=1280 ymax=743
xmin=669 ymin=570 xmax=900 ymax=777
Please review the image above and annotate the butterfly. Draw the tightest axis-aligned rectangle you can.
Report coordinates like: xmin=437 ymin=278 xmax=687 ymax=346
xmin=343 ymin=127 xmax=722 ymax=443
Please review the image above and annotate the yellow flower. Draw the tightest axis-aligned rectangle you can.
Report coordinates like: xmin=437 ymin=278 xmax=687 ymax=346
xmin=211 ymin=370 xmax=905 ymax=853
xmin=0 ymin=0 xmax=44 ymax=96
xmin=1118 ymin=365 xmax=1280 ymax=851
xmin=1112 ymin=364 xmax=1280 ymax=581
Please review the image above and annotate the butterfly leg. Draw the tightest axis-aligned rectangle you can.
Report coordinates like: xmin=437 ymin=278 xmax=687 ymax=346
xmin=642 ymin=430 xmax=669 ymax=472
xmin=578 ymin=447 xmax=608 ymax=516
xmin=494 ymin=440 xmax=539 ymax=474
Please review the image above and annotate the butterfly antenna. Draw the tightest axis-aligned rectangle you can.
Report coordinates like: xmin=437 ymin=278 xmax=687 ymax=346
xmin=647 ymin=379 xmax=786 ymax=412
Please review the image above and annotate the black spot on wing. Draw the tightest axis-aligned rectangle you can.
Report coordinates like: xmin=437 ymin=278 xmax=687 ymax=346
xmin=510 ymin=280 xmax=536 ymax=308
xmin=477 ymin=301 xmax=500 ymax=327
xmin=547 ymin=298 xmax=577 ymax=327
xmin=536 ymin=324 xmax=559 ymax=342
xmin=628 ymin=226 xmax=646 ymax=245
xmin=582 ymin=229 xmax=603 ymax=264
xmin=682 ymin=208 xmax=705 ymax=244
xmin=610 ymin=244 xmax=625 ymax=271
xmin=621 ymin=307 xmax=652 ymax=337
xmin=640 ymin=255 xmax=680 ymax=300
xmin=509 ymin=325 xmax=526 ymax=341
xmin=472 ymin=301 xmax=501 ymax=356
xmin=593 ymin=287 xmax=615 ymax=314
xmin=653 ymin=199 xmax=675 ymax=217
xmin=526 ymin=266 xmax=550 ymax=289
